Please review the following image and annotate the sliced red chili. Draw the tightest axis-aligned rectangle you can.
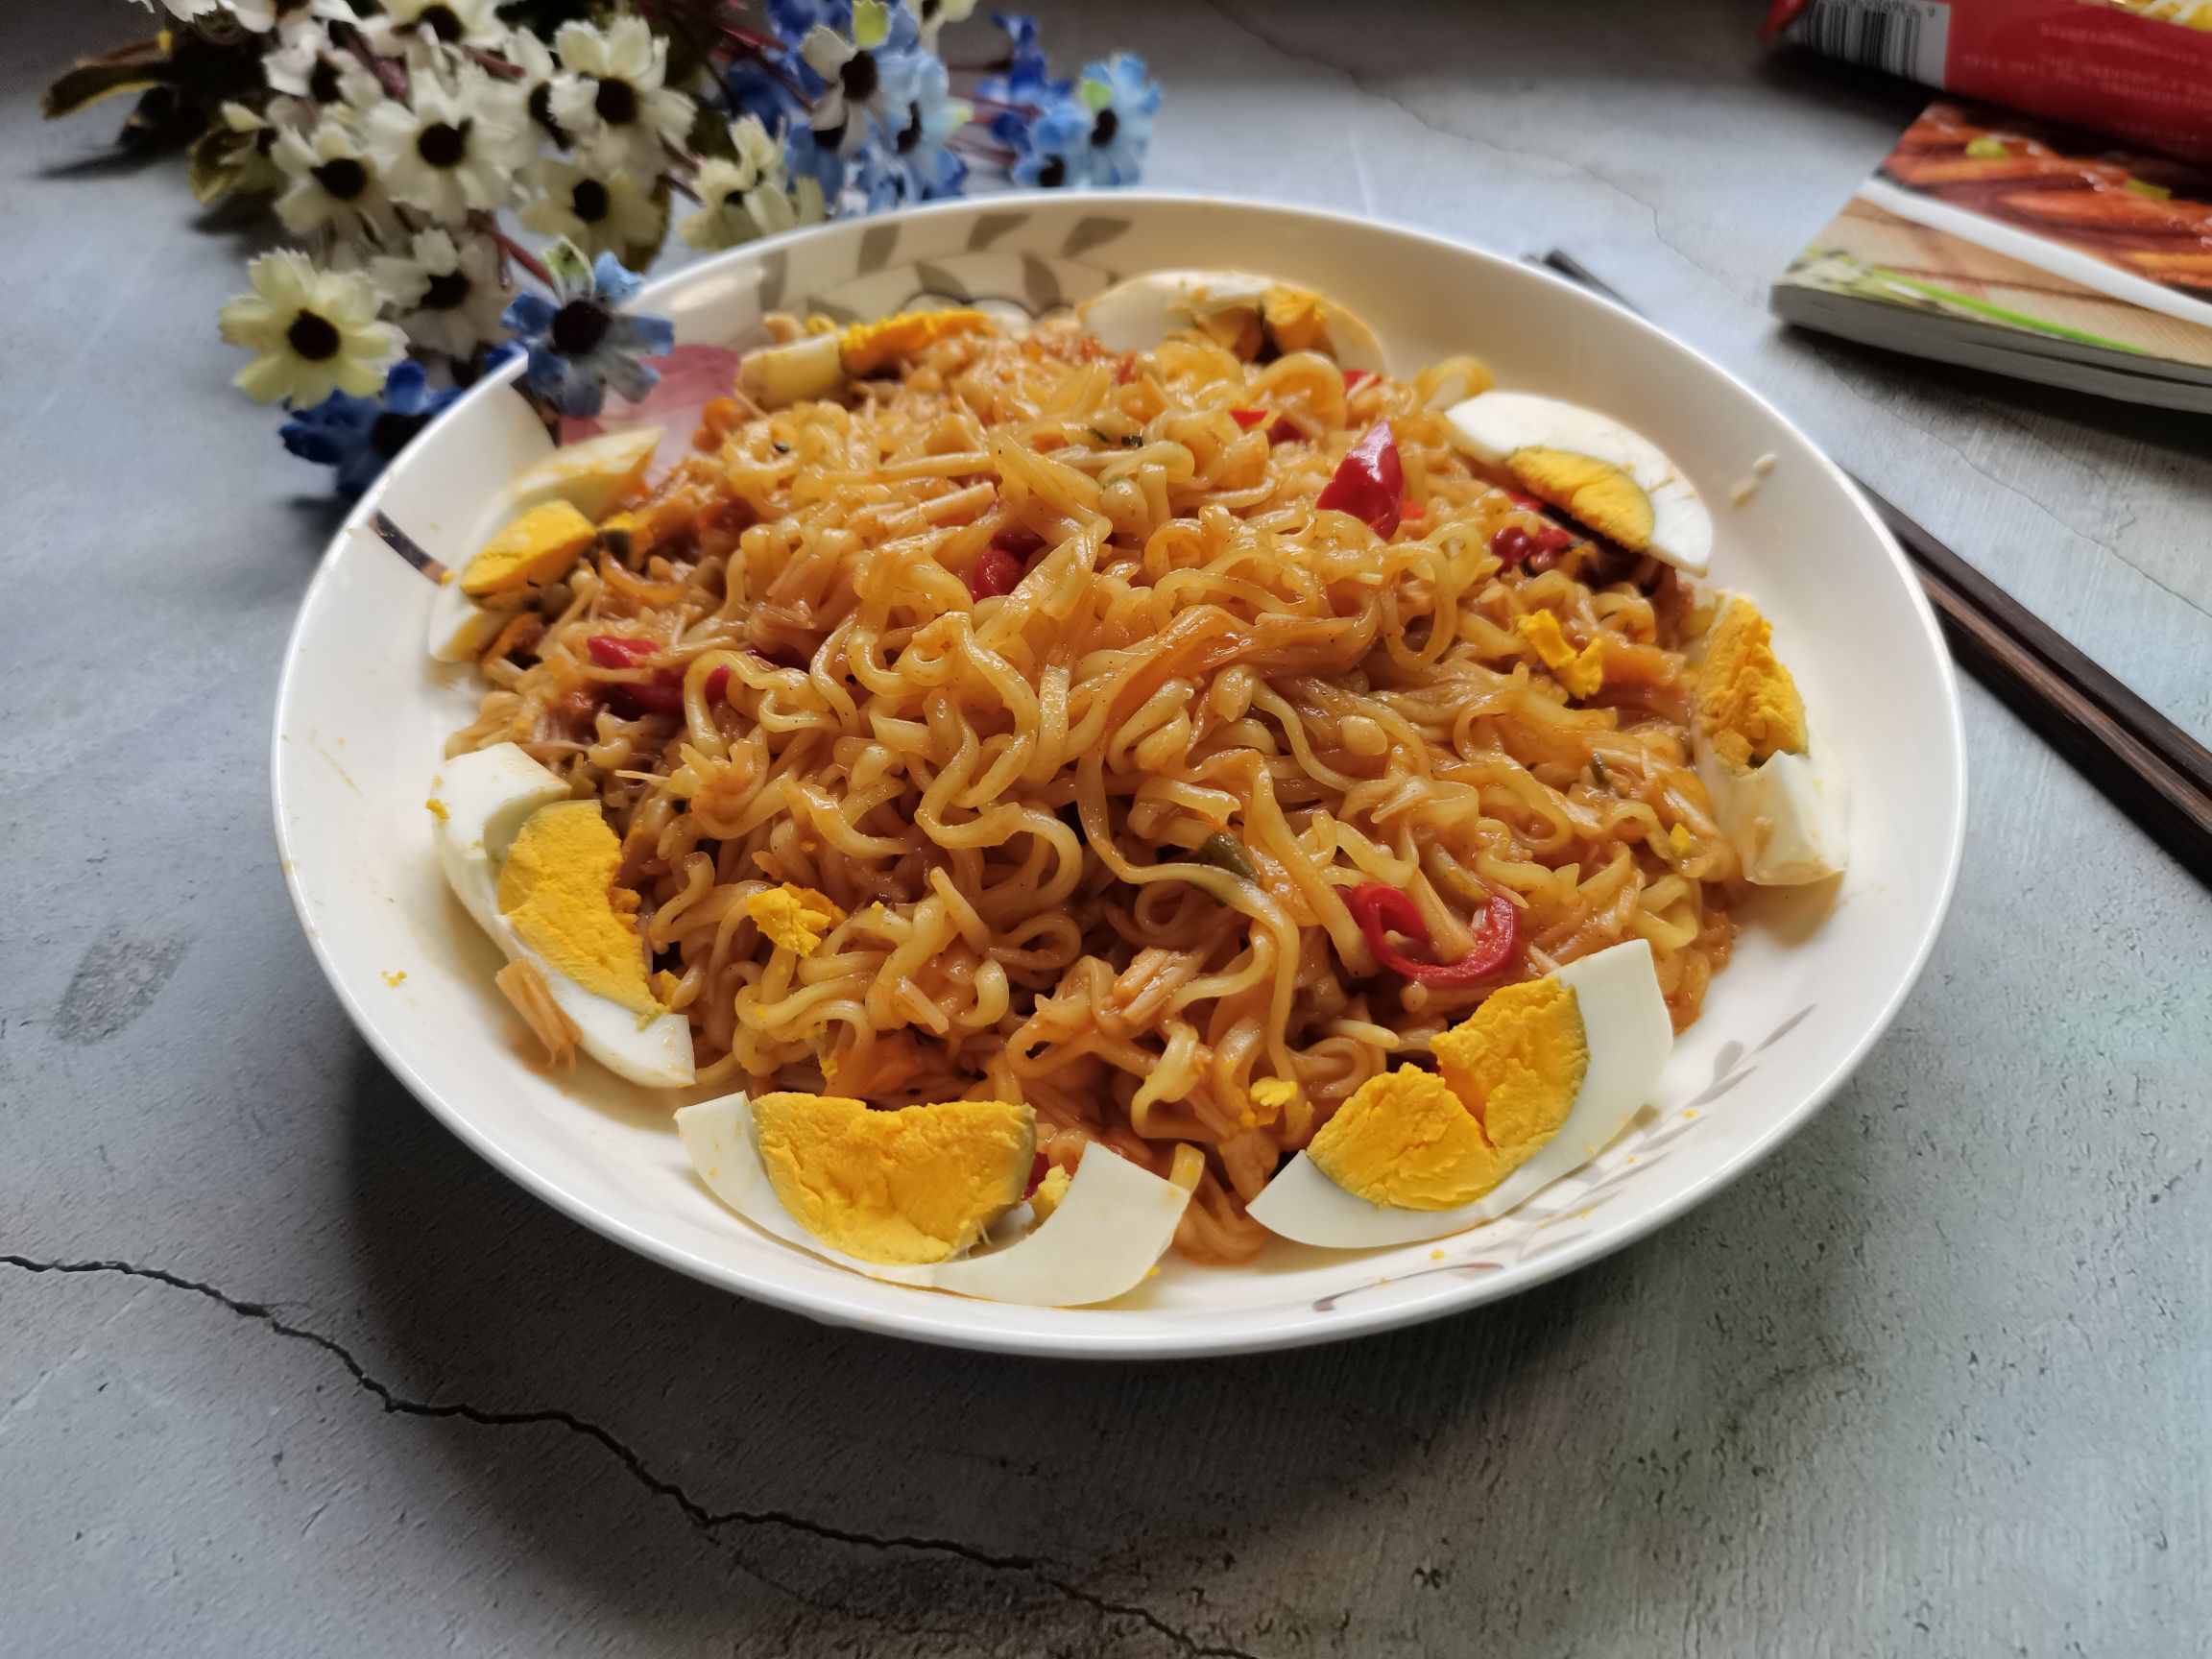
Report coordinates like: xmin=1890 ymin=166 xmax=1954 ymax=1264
xmin=990 ymin=525 xmax=1046 ymax=558
xmin=1401 ymin=499 xmax=1426 ymax=523
xmin=586 ymin=634 xmax=661 ymax=669
xmin=1343 ymin=368 xmax=1377 ymax=392
xmin=1489 ymin=521 xmax=1577 ymax=569
xmin=968 ymin=545 xmax=1024 ymax=600
xmin=703 ymin=663 xmax=731 ymax=704
xmin=1315 ymin=420 xmax=1404 ymax=539
xmin=1343 ymin=882 xmax=1521 ymax=987
xmin=1266 ymin=417 xmax=1300 ymax=445
xmin=1022 ymin=1151 xmax=1049 ymax=1200
xmin=1229 ymin=409 xmax=1269 ymax=430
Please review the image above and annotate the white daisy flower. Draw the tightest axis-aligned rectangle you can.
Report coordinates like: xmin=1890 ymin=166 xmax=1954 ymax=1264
xmin=228 ymin=0 xmax=356 ymax=33
xmin=360 ymin=0 xmax=506 ymax=54
xmin=263 ymin=18 xmax=376 ymax=107
xmin=548 ymin=17 xmax=693 ymax=177
xmin=219 ymin=252 xmax=404 ymax=407
xmin=213 ymin=100 xmax=293 ymax=196
xmin=273 ymin=117 xmax=397 ymax=240
xmin=363 ymin=64 xmax=532 ymax=221
xmin=505 ymin=27 xmax=571 ymax=149
xmin=678 ymin=170 xmax=825 ymax=251
xmin=370 ymin=228 xmax=514 ymax=358
xmin=519 ymin=157 xmax=663 ymax=264
xmin=801 ymin=3 xmax=923 ymax=158
xmin=902 ymin=0 xmax=977 ymax=51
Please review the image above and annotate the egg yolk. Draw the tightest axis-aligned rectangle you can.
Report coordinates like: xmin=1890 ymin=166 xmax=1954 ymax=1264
xmin=1515 ymin=610 xmax=1606 ymax=699
xmin=496 ymin=802 xmax=661 ymax=1017
xmin=460 ymin=502 xmax=597 ymax=600
xmin=840 ymin=308 xmax=991 ymax=375
xmin=745 ymin=883 xmax=844 ymax=956
xmin=1261 ymin=285 xmax=1331 ymax=355
xmin=1029 ymin=1164 xmax=1073 ymax=1224
xmin=1697 ymin=597 xmax=1808 ymax=769
xmin=1509 ymin=446 xmax=1656 ymax=553
xmin=751 ymin=1093 xmax=1038 ymax=1264
xmin=1309 ymin=978 xmax=1590 ymax=1211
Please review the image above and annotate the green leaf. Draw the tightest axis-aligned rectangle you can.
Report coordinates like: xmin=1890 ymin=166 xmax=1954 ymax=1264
xmin=1079 ymin=76 xmax=1113 ymax=113
xmin=1185 ymin=832 xmax=1257 ymax=884
xmin=185 ymin=126 xmax=243 ymax=206
xmin=1963 ymin=136 xmax=2008 ymax=159
xmin=43 ymin=58 xmax=166 ymax=121
xmin=543 ymin=237 xmax=592 ymax=292
xmin=2126 ymin=178 xmax=2174 ymax=201
xmin=686 ymin=102 xmax=735 ymax=161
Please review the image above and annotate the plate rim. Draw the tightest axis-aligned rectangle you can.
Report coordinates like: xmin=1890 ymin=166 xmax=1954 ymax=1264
xmin=271 ymin=190 xmax=1968 ymax=1358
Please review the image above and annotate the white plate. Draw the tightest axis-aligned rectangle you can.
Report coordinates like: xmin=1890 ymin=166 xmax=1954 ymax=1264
xmin=272 ymin=194 xmax=1965 ymax=1358
xmin=1860 ymin=177 xmax=2212 ymax=333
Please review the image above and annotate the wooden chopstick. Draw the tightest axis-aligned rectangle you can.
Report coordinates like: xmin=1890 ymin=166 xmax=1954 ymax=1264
xmin=1533 ymin=248 xmax=2212 ymax=886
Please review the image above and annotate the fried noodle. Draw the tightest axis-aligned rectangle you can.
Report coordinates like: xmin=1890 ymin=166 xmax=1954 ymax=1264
xmin=448 ymin=317 xmax=1739 ymax=1263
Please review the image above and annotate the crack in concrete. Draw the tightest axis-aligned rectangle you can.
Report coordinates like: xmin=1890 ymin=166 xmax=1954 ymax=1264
xmin=2 ymin=1254 xmax=1261 ymax=1659
xmin=1198 ymin=0 xmax=1752 ymax=306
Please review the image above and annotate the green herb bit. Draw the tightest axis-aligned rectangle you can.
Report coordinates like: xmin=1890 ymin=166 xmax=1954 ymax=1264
xmin=1188 ymin=831 xmax=1258 ymax=883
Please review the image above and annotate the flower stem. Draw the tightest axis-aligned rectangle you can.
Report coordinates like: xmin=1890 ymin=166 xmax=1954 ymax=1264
xmin=715 ymin=32 xmax=812 ymax=105
xmin=963 ymin=92 xmax=1039 ymax=117
xmin=349 ymin=35 xmax=407 ymax=101
xmin=466 ymin=46 xmax=525 ymax=81
xmin=493 ymin=228 xmax=555 ymax=289
xmin=719 ymin=21 xmax=782 ymax=52
xmin=950 ymin=135 xmax=1018 ymax=164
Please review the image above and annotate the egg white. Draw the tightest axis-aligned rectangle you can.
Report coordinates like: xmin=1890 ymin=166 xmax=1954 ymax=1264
xmin=1245 ymin=940 xmax=1674 ymax=1249
xmin=426 ymin=428 xmax=663 ymax=662
xmin=674 ymin=1093 xmax=1193 ymax=1307
xmin=501 ymin=425 xmax=664 ymax=523
xmin=1076 ymin=270 xmax=1388 ymax=373
xmin=1695 ymin=730 xmax=1848 ymax=886
xmin=431 ymin=743 xmax=696 ymax=1089
xmin=426 ymin=579 xmax=517 ymax=663
xmin=1445 ymin=390 xmax=1713 ymax=575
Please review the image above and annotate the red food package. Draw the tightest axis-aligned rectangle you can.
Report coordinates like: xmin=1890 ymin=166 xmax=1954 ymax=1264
xmin=1764 ymin=1 xmax=2212 ymax=165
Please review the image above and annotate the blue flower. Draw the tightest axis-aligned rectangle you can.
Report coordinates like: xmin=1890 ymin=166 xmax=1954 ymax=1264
xmin=883 ymin=53 xmax=972 ymax=201
xmin=782 ymin=121 xmax=850 ymax=205
xmin=1007 ymin=89 xmax=1091 ymax=190
xmin=799 ymin=0 xmax=926 ymax=159
xmin=500 ymin=243 xmax=677 ymax=419
xmin=846 ymin=137 xmax=912 ymax=212
xmin=279 ymin=359 xmax=459 ymax=497
xmin=1076 ymin=53 xmax=1158 ymax=187
xmin=765 ymin=0 xmax=852 ymax=50
xmin=978 ymin=13 xmax=1068 ymax=145
xmin=722 ymin=53 xmax=810 ymax=130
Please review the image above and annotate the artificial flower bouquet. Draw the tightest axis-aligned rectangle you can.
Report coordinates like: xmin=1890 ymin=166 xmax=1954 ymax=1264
xmin=47 ymin=0 xmax=1160 ymax=493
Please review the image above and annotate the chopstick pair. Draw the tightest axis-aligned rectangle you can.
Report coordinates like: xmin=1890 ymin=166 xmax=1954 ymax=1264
xmin=1533 ymin=249 xmax=2212 ymax=888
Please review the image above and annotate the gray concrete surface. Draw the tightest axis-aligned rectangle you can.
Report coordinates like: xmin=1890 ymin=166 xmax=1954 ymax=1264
xmin=4 ymin=2 xmax=2207 ymax=1654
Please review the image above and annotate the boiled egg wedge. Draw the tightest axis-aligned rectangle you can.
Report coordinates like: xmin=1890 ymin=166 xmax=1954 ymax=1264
xmin=737 ymin=309 xmax=993 ymax=409
xmin=503 ymin=425 xmax=663 ymax=522
xmin=429 ymin=742 xmax=696 ymax=1088
xmin=1445 ymin=390 xmax=1713 ymax=575
xmin=1692 ymin=596 xmax=1847 ymax=885
xmin=426 ymin=429 xmax=661 ymax=662
xmin=1076 ymin=270 xmax=1388 ymax=373
xmin=674 ymin=1092 xmax=1194 ymax=1306
xmin=1246 ymin=941 xmax=1672 ymax=1249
